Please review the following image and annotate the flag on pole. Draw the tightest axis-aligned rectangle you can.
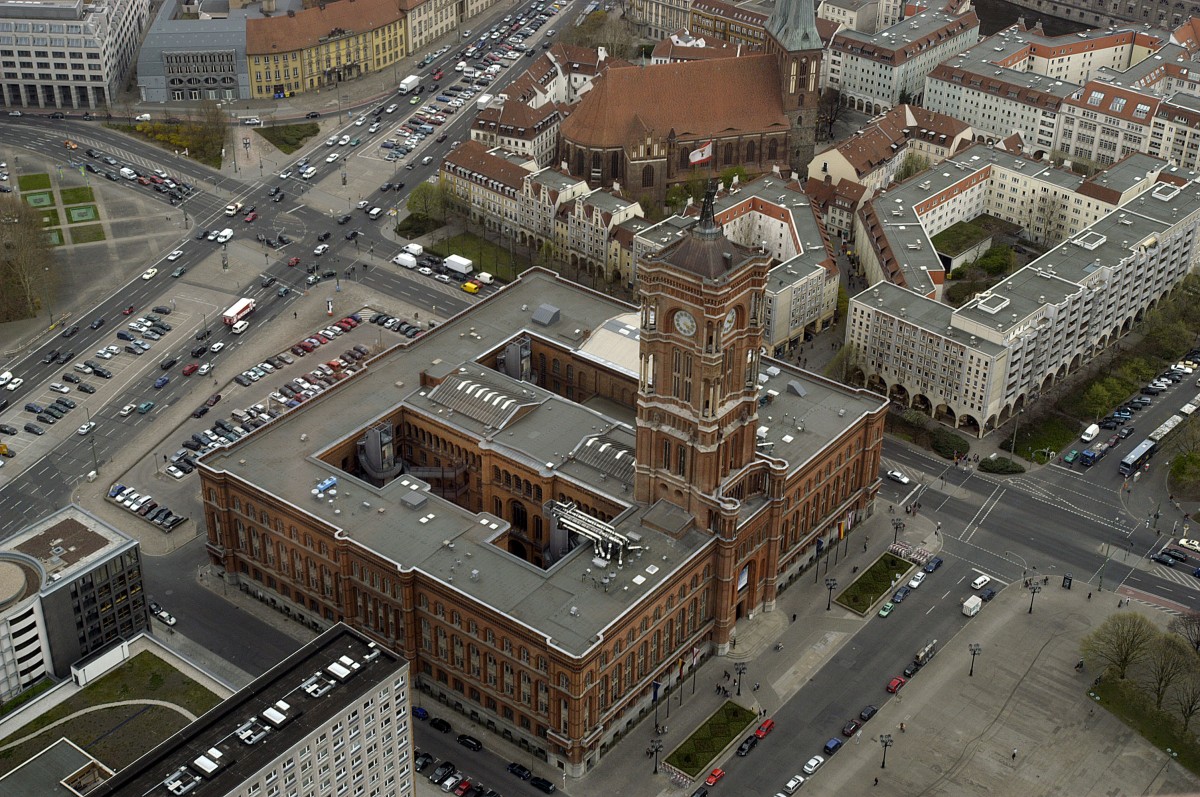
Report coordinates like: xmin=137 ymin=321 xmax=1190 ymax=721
xmin=689 ymin=140 xmax=714 ymax=165
xmin=693 ymin=646 xmax=699 ymax=666
xmin=652 ymin=680 xmax=661 ymax=703
xmin=678 ymin=658 xmax=685 ymax=679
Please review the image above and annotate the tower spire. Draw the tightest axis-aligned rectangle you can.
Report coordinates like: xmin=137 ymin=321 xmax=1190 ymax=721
xmin=696 ymin=179 xmax=721 ymax=240
xmin=765 ymin=0 xmax=821 ymax=52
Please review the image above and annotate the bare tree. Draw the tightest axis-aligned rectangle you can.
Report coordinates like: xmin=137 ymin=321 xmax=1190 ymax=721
xmin=1168 ymin=611 xmax=1200 ymax=654
xmin=562 ymin=12 xmax=637 ymax=59
xmin=406 ymin=182 xmax=445 ymax=221
xmin=0 ymin=196 xmax=57 ymax=323
xmin=1137 ymin=634 xmax=1194 ymax=709
xmin=1081 ymin=612 xmax=1159 ymax=679
xmin=1173 ymin=664 xmax=1200 ymax=731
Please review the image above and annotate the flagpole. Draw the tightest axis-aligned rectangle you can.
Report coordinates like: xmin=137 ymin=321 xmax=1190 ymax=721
xmin=691 ymin=648 xmax=697 ymax=695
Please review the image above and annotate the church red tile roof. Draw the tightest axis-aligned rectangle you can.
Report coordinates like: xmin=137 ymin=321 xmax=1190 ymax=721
xmin=559 ymin=55 xmax=788 ymax=148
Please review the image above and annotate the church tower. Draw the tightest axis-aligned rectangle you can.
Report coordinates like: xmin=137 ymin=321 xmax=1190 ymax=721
xmin=634 ymin=183 xmax=771 ymax=510
xmin=765 ymin=0 xmax=823 ymax=173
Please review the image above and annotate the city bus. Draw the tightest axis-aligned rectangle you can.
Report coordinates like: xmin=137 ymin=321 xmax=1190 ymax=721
xmin=1118 ymin=439 xmax=1156 ymax=476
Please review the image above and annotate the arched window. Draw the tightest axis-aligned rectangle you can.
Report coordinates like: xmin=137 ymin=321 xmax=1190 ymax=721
xmin=611 ymin=151 xmax=619 ymax=177
xmin=591 ymin=152 xmax=601 ymax=173
xmin=723 ymin=143 xmax=734 ymax=165
xmin=746 ymin=141 xmax=756 ymax=162
xmin=768 ymin=139 xmax=779 ymax=160
xmin=679 ymin=147 xmax=691 ymax=168
xmin=575 ymin=150 xmax=584 ymax=176
xmin=642 ymin=164 xmax=654 ymax=187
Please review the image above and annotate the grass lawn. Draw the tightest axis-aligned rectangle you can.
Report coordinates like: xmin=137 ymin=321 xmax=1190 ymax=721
xmin=17 ymin=173 xmax=51 ymax=191
xmin=1092 ymin=678 xmax=1200 ymax=777
xmin=0 ymin=651 xmax=220 ymax=775
xmin=256 ymin=122 xmax=320 ymax=154
xmin=1007 ymin=414 xmax=1083 ymax=462
xmin=38 ymin=208 xmax=61 ymax=228
xmin=664 ymin=700 xmax=757 ymax=777
xmin=429 ymin=231 xmax=527 ymax=281
xmin=930 ymin=220 xmax=987 ymax=256
xmin=0 ymin=678 xmax=53 ymax=719
xmin=69 ymin=223 xmax=106 ymax=244
xmin=836 ymin=553 xmax=916 ymax=614
xmin=396 ymin=215 xmax=444 ymax=238
xmin=59 ymin=185 xmax=95 ymax=205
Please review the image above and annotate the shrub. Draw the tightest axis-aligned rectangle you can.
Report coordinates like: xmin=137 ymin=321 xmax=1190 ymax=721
xmin=931 ymin=428 xmax=970 ymax=459
xmin=979 ymin=457 xmax=1025 ymax=474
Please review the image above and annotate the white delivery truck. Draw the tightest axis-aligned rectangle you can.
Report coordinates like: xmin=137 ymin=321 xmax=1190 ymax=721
xmin=476 ymin=94 xmax=494 ymax=111
xmin=216 ymin=228 xmax=234 ymax=243
xmin=224 ymin=202 xmax=244 ymax=217
xmin=444 ymin=254 xmax=474 ymax=276
xmin=962 ymin=596 xmax=982 ymax=617
xmin=474 ymin=271 xmax=494 ymax=285
xmin=403 ymin=243 xmax=423 ymax=256
xmin=399 ymin=75 xmax=420 ymax=94
xmin=134 ymin=113 xmax=152 ymax=122
xmin=1080 ymin=423 xmax=1100 ymax=443
xmin=392 ymin=252 xmax=418 ymax=269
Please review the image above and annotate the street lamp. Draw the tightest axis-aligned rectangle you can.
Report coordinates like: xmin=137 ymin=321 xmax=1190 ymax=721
xmin=1027 ymin=583 xmax=1042 ymax=614
xmin=649 ymin=738 xmax=663 ymax=774
xmin=880 ymin=733 xmax=893 ymax=769
xmin=968 ymin=643 xmax=981 ymax=676
xmin=734 ymin=662 xmax=747 ymax=697
xmin=891 ymin=517 xmax=905 ymax=544
xmin=1010 ymin=408 xmax=1023 ymax=457
xmin=825 ymin=578 xmax=838 ymax=611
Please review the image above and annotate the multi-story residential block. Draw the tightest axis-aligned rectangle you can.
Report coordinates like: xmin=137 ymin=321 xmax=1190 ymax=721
xmin=244 ymin=0 xmax=406 ymax=99
xmin=846 ymin=150 xmax=1189 ymax=437
xmin=0 ymin=0 xmax=149 ymax=110
xmin=91 ymin=624 xmax=413 ymax=797
xmin=827 ymin=7 xmax=979 ymax=114
xmin=137 ymin=0 xmax=249 ymax=103
xmin=1055 ymin=80 xmax=1158 ymax=167
xmin=807 ymin=104 xmax=973 ymax=195
xmin=564 ymin=190 xmax=644 ymax=284
xmin=440 ymin=140 xmax=532 ymax=235
xmin=629 ymin=0 xmax=692 ymax=39
xmin=199 ymin=193 xmax=887 ymax=775
xmin=924 ymin=23 xmax=1175 ymax=158
xmin=817 ymin=0 xmax=879 ymax=34
xmin=405 ymin=0 xmax=497 ymax=53
xmin=688 ymin=0 xmax=769 ymax=50
xmin=1149 ymin=93 xmax=1200 ymax=170
xmin=803 ymin=175 xmax=867 ymax=243
xmin=518 ymin=167 xmax=591 ymax=251
xmin=0 ymin=505 xmax=150 ymax=701
xmin=1002 ymin=0 xmax=1200 ymax=30
xmin=471 ymin=96 xmax=561 ymax=166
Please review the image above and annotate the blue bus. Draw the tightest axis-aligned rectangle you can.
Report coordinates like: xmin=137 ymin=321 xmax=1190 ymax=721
xmin=1118 ymin=439 xmax=1156 ymax=476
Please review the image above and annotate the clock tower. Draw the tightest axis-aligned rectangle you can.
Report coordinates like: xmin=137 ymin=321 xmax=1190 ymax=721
xmin=635 ymin=184 xmax=772 ymax=509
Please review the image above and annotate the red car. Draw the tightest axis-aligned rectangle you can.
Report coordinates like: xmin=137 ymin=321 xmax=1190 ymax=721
xmin=244 ymin=211 xmax=258 ymax=222
xmin=122 ymin=305 xmax=136 ymax=315
xmin=205 ymin=393 xmax=222 ymax=407
xmin=340 ymin=317 xmax=358 ymax=327
xmin=314 ymin=333 xmax=330 ymax=344
xmin=298 ymin=341 xmax=315 ymax=352
xmin=886 ymin=676 xmax=907 ymax=694
xmin=453 ymin=780 xmax=471 ymax=797
xmin=432 ymin=69 xmax=444 ymax=79
xmin=705 ymin=768 xmax=725 ymax=786
xmin=842 ymin=718 xmax=862 ymax=737
xmin=288 ymin=256 xmax=301 ymax=267
xmin=182 ymin=363 xmax=199 ymax=376
xmin=754 ymin=718 xmax=775 ymax=738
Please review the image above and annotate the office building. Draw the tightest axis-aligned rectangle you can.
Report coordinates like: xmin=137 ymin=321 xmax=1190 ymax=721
xmin=0 ymin=0 xmax=149 ymax=110
xmin=0 ymin=505 xmax=150 ymax=701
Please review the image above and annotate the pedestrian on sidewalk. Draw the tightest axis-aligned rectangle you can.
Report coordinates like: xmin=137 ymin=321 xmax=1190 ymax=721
xmin=1087 ymin=592 xmax=1092 ymax=600
xmin=1012 ymin=748 xmax=1018 ymax=761
xmin=874 ymin=777 xmax=879 ymax=786
xmin=791 ymin=613 xmax=796 ymax=623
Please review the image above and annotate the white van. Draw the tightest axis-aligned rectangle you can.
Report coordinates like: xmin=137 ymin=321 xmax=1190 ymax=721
xmin=368 ymin=207 xmax=383 ymax=220
xmin=1080 ymin=423 xmax=1100 ymax=443
xmin=970 ymin=574 xmax=991 ymax=590
xmin=962 ymin=595 xmax=982 ymax=616
xmin=232 ymin=320 xmax=249 ymax=334
xmin=216 ymin=228 xmax=233 ymax=243
xmin=134 ymin=113 xmax=152 ymax=122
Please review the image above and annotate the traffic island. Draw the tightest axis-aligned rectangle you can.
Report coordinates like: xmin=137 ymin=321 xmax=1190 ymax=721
xmin=662 ymin=700 xmax=757 ymax=778
xmin=835 ymin=552 xmax=918 ymax=615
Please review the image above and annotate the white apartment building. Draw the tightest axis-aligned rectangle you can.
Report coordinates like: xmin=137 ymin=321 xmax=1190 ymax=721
xmin=92 ymin=625 xmax=414 ymax=797
xmin=407 ymin=0 xmax=498 ymax=53
xmin=441 ymin=140 xmax=534 ymax=235
xmin=828 ymin=7 xmax=979 ymax=114
xmin=0 ymin=0 xmax=149 ymax=110
xmin=817 ymin=0 xmax=879 ymax=34
xmin=1149 ymin=93 xmax=1200 ymax=170
xmin=846 ymin=149 xmax=1194 ymax=437
xmin=472 ymin=97 xmax=561 ymax=166
xmin=628 ymin=0 xmax=692 ymax=40
xmin=1055 ymin=80 xmax=1158 ymax=167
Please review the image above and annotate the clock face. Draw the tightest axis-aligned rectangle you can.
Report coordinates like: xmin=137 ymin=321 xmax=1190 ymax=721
xmin=674 ymin=310 xmax=697 ymax=337
xmin=722 ymin=308 xmax=737 ymax=335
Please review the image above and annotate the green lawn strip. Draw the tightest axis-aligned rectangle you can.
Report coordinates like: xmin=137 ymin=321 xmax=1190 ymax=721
xmin=17 ymin=173 xmax=51 ymax=191
xmin=69 ymin=224 xmax=106 ymax=244
xmin=59 ymin=185 xmax=95 ymax=205
xmin=1091 ymin=679 xmax=1200 ymax=777
xmin=395 ymin=215 xmax=443 ymax=238
xmin=0 ymin=705 xmax=191 ymax=774
xmin=664 ymin=700 xmax=758 ymax=777
xmin=0 ymin=678 xmax=53 ymax=719
xmin=836 ymin=552 xmax=916 ymax=615
xmin=255 ymin=122 xmax=320 ymax=154
xmin=1005 ymin=415 xmax=1080 ymax=462
xmin=66 ymin=204 xmax=99 ymax=223
xmin=429 ymin=231 xmax=524 ymax=281
xmin=0 ymin=651 xmax=220 ymax=751
xmin=38 ymin=208 xmax=61 ymax=228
